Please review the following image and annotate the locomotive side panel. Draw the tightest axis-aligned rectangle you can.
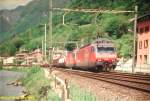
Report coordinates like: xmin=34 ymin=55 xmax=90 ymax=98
xmin=88 ymin=46 xmax=96 ymax=68
xmin=75 ymin=49 xmax=85 ymax=68
xmin=75 ymin=45 xmax=96 ymax=70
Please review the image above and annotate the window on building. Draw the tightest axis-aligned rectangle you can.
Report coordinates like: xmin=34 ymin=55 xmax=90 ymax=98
xmin=140 ymin=28 xmax=144 ymax=33
xmin=144 ymin=40 xmax=148 ymax=48
xmin=139 ymin=41 xmax=142 ymax=49
xmin=144 ymin=55 xmax=148 ymax=64
xmin=140 ymin=55 xmax=142 ymax=60
xmin=137 ymin=28 xmax=139 ymax=33
xmin=145 ymin=26 xmax=149 ymax=32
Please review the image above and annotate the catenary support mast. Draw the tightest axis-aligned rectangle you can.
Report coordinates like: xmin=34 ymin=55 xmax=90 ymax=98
xmin=132 ymin=6 xmax=138 ymax=73
xmin=49 ymin=0 xmax=53 ymax=68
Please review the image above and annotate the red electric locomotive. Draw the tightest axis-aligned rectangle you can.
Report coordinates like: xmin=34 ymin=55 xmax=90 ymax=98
xmin=74 ymin=38 xmax=117 ymax=71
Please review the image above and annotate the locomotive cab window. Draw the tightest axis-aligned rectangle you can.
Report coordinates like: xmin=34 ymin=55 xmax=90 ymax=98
xmin=97 ymin=47 xmax=115 ymax=53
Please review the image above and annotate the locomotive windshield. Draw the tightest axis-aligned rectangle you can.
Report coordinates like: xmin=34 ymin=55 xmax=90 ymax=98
xmin=97 ymin=47 xmax=115 ymax=53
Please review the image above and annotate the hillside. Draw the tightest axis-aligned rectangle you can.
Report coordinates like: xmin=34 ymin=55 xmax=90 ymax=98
xmin=0 ymin=0 xmax=150 ymax=57
xmin=0 ymin=0 xmax=70 ymax=42
xmin=0 ymin=7 xmax=23 ymax=41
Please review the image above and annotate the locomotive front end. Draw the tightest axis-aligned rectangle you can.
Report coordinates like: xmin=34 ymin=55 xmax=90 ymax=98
xmin=95 ymin=39 xmax=117 ymax=71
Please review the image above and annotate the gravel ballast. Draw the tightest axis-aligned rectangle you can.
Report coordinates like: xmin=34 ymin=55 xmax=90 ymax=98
xmin=52 ymin=70 xmax=150 ymax=101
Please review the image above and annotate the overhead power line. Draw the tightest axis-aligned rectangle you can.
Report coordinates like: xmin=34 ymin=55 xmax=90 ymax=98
xmin=52 ymin=8 xmax=135 ymax=13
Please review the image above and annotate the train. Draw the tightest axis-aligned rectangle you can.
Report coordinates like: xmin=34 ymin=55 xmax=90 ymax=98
xmin=53 ymin=38 xmax=118 ymax=72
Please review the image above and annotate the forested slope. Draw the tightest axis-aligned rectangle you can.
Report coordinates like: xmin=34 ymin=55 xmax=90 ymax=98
xmin=0 ymin=0 xmax=149 ymax=57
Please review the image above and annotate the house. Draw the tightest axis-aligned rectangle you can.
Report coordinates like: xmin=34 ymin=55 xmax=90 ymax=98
xmin=26 ymin=49 xmax=43 ymax=65
xmin=15 ymin=50 xmax=28 ymax=65
xmin=3 ymin=57 xmax=15 ymax=65
xmin=137 ymin=13 xmax=150 ymax=65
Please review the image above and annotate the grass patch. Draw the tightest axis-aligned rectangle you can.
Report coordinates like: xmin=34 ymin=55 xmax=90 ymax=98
xmin=6 ymin=66 xmax=60 ymax=101
xmin=47 ymin=90 xmax=60 ymax=101
xmin=70 ymin=84 xmax=97 ymax=101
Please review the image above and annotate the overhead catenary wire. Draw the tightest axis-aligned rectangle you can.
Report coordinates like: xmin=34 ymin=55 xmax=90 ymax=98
xmin=52 ymin=8 xmax=135 ymax=13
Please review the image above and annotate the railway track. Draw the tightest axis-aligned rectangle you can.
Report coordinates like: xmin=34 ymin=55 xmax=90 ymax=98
xmin=53 ymin=68 xmax=150 ymax=93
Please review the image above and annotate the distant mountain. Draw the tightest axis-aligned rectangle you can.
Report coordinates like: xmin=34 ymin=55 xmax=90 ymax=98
xmin=0 ymin=6 xmax=24 ymax=41
xmin=0 ymin=0 xmax=70 ymax=42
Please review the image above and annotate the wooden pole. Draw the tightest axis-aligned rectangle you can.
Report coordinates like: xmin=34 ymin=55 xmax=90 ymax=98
xmin=132 ymin=6 xmax=138 ymax=74
xmin=65 ymin=79 xmax=69 ymax=99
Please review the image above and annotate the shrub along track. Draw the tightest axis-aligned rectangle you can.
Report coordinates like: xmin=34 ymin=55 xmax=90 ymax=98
xmin=52 ymin=67 xmax=150 ymax=93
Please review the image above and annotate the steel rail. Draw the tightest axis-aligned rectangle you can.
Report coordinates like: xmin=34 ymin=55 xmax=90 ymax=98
xmin=53 ymin=68 xmax=150 ymax=93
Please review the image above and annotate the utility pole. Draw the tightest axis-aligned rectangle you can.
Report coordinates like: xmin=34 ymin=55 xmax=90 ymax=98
xmin=49 ymin=0 xmax=53 ymax=68
xmin=44 ymin=24 xmax=47 ymax=61
xmin=132 ymin=6 xmax=138 ymax=74
xmin=95 ymin=13 xmax=101 ymax=38
xmin=42 ymin=37 xmax=44 ymax=60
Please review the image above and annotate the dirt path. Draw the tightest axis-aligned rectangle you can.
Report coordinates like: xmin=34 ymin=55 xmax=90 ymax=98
xmin=0 ymin=70 xmax=26 ymax=101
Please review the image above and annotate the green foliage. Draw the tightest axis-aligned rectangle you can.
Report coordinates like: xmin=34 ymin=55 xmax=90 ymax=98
xmin=47 ymin=91 xmax=60 ymax=101
xmin=12 ymin=37 xmax=25 ymax=49
xmin=115 ymin=34 xmax=133 ymax=57
xmin=0 ymin=41 xmax=17 ymax=56
xmin=70 ymin=0 xmax=135 ymax=10
xmin=22 ymin=37 xmax=42 ymax=51
xmin=65 ymin=25 xmax=81 ymax=51
xmin=65 ymin=12 xmax=93 ymax=25
xmin=100 ymin=14 xmax=129 ymax=39
xmin=137 ymin=0 xmax=150 ymax=15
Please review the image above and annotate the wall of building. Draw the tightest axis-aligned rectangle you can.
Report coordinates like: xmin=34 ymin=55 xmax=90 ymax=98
xmin=137 ymin=19 xmax=150 ymax=64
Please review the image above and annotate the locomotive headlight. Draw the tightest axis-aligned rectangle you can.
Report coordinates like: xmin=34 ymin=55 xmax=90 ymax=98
xmin=97 ymin=59 xmax=102 ymax=62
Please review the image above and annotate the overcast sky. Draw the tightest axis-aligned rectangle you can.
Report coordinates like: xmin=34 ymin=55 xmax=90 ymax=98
xmin=0 ymin=0 xmax=32 ymax=10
